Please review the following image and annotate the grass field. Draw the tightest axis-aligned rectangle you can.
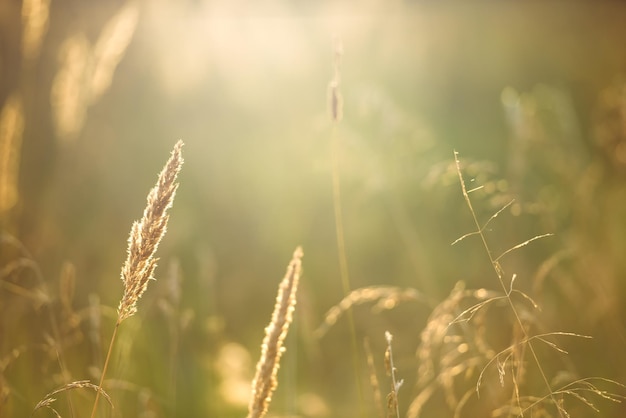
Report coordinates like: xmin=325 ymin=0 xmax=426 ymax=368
xmin=2 ymin=1 xmax=626 ymax=417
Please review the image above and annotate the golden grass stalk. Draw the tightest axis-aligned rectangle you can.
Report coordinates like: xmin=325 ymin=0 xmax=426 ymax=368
xmin=118 ymin=140 xmax=184 ymax=322
xmin=247 ymin=246 xmax=303 ymax=418
xmin=90 ymin=140 xmax=183 ymax=418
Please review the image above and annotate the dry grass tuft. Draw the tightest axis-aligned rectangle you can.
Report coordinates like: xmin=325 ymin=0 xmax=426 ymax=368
xmin=247 ymin=246 xmax=303 ymax=418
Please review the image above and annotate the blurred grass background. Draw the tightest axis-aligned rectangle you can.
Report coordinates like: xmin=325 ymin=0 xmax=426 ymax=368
xmin=2 ymin=0 xmax=626 ymax=417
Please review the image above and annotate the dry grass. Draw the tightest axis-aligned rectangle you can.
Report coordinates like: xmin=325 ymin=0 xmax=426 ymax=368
xmin=405 ymin=152 xmax=626 ymax=417
xmin=247 ymin=246 xmax=303 ymax=418
xmin=315 ymin=286 xmax=427 ymax=338
xmin=1 ymin=127 xmax=624 ymax=418
xmin=1 ymin=10 xmax=625 ymax=416
xmin=33 ymin=380 xmax=113 ymax=418
xmin=1 ymin=146 xmax=624 ymax=418
xmin=313 ymin=152 xmax=626 ymax=418
xmin=118 ymin=140 xmax=184 ymax=322
xmin=90 ymin=140 xmax=184 ymax=418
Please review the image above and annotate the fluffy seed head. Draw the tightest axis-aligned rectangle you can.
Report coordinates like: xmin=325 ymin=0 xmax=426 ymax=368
xmin=117 ymin=140 xmax=184 ymax=322
xmin=247 ymin=246 xmax=303 ymax=418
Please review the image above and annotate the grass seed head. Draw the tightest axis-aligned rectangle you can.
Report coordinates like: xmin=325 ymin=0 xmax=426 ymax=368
xmin=117 ymin=140 xmax=184 ymax=322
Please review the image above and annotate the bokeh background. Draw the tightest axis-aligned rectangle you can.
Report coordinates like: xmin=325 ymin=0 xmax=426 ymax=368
xmin=2 ymin=1 xmax=626 ymax=417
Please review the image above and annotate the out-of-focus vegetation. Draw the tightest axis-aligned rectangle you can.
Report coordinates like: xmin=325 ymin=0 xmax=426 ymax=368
xmin=2 ymin=1 xmax=626 ymax=417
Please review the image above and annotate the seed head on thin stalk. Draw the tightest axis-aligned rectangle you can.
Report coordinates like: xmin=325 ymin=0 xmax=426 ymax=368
xmin=118 ymin=140 xmax=184 ymax=322
xmin=247 ymin=247 xmax=303 ymax=418
xmin=90 ymin=140 xmax=183 ymax=418
xmin=328 ymin=36 xmax=343 ymax=123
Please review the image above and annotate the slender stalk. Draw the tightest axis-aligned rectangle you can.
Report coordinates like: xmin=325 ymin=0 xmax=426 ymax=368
xmin=331 ymin=126 xmax=365 ymax=404
xmin=89 ymin=320 xmax=120 ymax=418
xmin=328 ymin=38 xmax=365 ymax=416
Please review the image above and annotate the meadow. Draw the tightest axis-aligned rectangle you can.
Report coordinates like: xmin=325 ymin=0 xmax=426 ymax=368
xmin=2 ymin=1 xmax=626 ymax=417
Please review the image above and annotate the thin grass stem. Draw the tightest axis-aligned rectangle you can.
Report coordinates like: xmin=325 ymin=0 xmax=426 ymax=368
xmin=89 ymin=320 xmax=119 ymax=418
xmin=329 ymin=38 xmax=365 ymax=416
